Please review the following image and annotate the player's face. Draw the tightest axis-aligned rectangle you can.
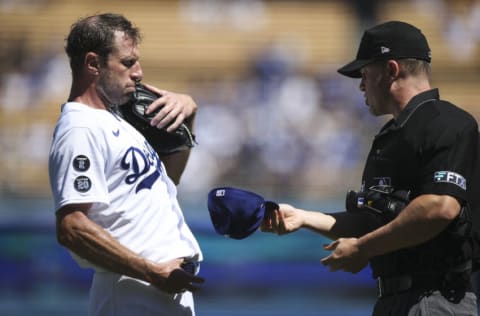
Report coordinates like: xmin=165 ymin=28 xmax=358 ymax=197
xmin=97 ymin=31 xmax=142 ymax=106
xmin=359 ymin=62 xmax=391 ymax=116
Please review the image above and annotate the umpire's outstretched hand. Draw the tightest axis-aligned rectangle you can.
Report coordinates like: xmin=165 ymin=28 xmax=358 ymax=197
xmin=260 ymin=203 xmax=303 ymax=235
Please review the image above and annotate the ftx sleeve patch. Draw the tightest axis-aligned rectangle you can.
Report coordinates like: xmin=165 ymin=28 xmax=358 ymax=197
xmin=433 ymin=171 xmax=466 ymax=190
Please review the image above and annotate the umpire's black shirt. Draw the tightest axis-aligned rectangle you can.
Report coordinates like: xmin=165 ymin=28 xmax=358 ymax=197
xmin=361 ymin=88 xmax=479 ymax=278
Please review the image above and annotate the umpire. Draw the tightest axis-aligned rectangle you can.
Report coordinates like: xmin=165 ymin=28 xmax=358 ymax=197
xmin=263 ymin=21 xmax=479 ymax=315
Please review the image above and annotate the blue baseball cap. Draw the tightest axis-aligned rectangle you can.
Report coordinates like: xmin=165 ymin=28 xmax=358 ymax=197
xmin=207 ymin=187 xmax=279 ymax=239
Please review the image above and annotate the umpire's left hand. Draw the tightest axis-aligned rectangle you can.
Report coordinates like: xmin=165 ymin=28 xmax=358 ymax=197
xmin=320 ymin=238 xmax=369 ymax=273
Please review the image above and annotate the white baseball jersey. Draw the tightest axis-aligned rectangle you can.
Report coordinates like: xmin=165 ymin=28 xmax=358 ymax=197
xmin=49 ymin=102 xmax=202 ymax=269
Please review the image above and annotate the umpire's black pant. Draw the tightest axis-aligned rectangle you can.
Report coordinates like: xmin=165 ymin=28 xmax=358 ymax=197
xmin=373 ymin=288 xmax=477 ymax=316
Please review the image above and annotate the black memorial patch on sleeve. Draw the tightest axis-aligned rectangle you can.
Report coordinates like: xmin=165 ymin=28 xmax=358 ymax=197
xmin=74 ymin=176 xmax=92 ymax=193
xmin=73 ymin=155 xmax=90 ymax=172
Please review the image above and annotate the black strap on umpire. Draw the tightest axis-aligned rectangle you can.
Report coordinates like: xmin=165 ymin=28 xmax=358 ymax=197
xmin=376 ymin=260 xmax=473 ymax=298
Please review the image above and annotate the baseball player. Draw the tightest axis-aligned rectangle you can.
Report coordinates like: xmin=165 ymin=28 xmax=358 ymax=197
xmin=263 ymin=21 xmax=479 ymax=315
xmin=48 ymin=13 xmax=203 ymax=316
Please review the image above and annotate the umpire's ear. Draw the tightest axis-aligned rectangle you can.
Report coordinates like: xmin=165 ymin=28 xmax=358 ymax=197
xmin=386 ymin=59 xmax=401 ymax=81
xmin=85 ymin=52 xmax=100 ymax=76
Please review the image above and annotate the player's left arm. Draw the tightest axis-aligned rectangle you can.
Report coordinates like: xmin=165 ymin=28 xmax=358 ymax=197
xmin=144 ymin=84 xmax=197 ymax=185
xmin=160 ymin=149 xmax=192 ymax=185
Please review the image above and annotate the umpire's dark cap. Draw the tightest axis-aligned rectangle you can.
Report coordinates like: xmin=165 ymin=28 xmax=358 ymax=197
xmin=338 ymin=21 xmax=431 ymax=78
xmin=207 ymin=187 xmax=279 ymax=240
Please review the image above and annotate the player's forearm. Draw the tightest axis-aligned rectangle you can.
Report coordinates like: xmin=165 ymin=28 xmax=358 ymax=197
xmin=160 ymin=150 xmax=190 ymax=185
xmin=56 ymin=210 xmax=153 ymax=282
xmin=357 ymin=194 xmax=460 ymax=259
xmin=159 ymin=112 xmax=195 ymax=185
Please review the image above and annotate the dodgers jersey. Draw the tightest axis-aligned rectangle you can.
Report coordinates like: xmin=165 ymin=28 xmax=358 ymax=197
xmin=49 ymin=102 xmax=202 ymax=270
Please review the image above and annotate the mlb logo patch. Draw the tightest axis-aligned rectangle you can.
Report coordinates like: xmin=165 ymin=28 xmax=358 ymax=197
xmin=433 ymin=171 xmax=466 ymax=190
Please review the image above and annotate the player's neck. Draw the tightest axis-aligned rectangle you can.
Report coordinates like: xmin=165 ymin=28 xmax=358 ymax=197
xmin=68 ymin=82 xmax=107 ymax=110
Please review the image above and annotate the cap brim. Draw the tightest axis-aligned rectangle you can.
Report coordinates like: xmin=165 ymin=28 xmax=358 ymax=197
xmin=337 ymin=59 xmax=374 ymax=78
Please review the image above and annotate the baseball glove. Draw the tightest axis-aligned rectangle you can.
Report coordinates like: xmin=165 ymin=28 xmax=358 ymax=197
xmin=115 ymin=83 xmax=197 ymax=154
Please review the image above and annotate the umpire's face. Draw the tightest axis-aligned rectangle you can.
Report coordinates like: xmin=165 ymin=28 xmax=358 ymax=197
xmin=97 ymin=30 xmax=143 ymax=106
xmin=359 ymin=61 xmax=392 ymax=117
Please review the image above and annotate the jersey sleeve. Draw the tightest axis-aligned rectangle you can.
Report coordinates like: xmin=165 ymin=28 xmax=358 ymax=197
xmin=417 ymin=120 xmax=478 ymax=203
xmin=49 ymin=126 xmax=110 ymax=211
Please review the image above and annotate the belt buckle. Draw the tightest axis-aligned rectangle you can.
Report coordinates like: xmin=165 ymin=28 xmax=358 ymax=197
xmin=376 ymin=277 xmax=383 ymax=298
xmin=181 ymin=260 xmax=199 ymax=275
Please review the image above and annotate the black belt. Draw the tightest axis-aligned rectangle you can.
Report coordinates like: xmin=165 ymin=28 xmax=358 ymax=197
xmin=377 ymin=274 xmax=437 ymax=298
xmin=376 ymin=261 xmax=473 ymax=298
xmin=376 ymin=273 xmax=472 ymax=298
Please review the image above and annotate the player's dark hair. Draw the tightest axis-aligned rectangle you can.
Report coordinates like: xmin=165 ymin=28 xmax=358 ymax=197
xmin=65 ymin=13 xmax=141 ymax=76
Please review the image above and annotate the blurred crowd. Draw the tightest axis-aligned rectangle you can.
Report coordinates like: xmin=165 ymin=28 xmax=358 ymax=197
xmin=178 ymin=42 xmax=381 ymax=199
xmin=414 ymin=0 xmax=480 ymax=62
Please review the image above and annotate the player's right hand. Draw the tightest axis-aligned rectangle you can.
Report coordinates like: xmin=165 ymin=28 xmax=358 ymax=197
xmin=147 ymin=258 xmax=205 ymax=294
xmin=164 ymin=268 xmax=205 ymax=293
xmin=144 ymin=83 xmax=197 ymax=133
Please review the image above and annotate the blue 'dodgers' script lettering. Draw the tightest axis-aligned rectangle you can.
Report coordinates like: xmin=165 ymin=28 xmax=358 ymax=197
xmin=121 ymin=142 xmax=162 ymax=192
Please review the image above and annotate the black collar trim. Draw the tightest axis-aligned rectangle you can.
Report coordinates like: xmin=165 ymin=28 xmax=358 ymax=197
xmin=377 ymin=89 xmax=439 ymax=137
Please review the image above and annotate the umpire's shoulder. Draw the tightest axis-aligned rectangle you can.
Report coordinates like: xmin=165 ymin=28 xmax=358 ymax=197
xmin=436 ymin=99 xmax=479 ymax=131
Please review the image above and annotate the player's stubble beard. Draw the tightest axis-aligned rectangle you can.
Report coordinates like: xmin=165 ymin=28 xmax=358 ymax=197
xmin=96 ymin=69 xmax=133 ymax=108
